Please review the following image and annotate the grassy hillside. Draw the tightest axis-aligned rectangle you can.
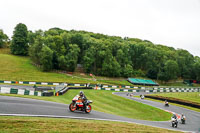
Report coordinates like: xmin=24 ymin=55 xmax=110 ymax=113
xmin=0 ymin=116 xmax=179 ymax=133
xmin=0 ymin=48 xmax=134 ymax=86
xmin=1 ymin=48 xmax=198 ymax=87
xmin=0 ymin=49 xmax=96 ymax=83
xmin=0 ymin=89 xmax=171 ymax=121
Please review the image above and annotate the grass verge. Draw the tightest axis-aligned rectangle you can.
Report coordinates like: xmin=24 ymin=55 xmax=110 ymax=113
xmin=0 ymin=89 xmax=171 ymax=121
xmin=139 ymin=95 xmax=200 ymax=112
xmin=0 ymin=116 xmax=180 ymax=133
xmin=149 ymin=92 xmax=200 ymax=104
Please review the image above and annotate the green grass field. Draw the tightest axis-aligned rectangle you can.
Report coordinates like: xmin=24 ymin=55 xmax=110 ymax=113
xmin=0 ymin=49 xmax=96 ymax=83
xmin=0 ymin=89 xmax=171 ymax=121
xmin=0 ymin=116 xmax=179 ymax=133
xmin=150 ymin=92 xmax=200 ymax=104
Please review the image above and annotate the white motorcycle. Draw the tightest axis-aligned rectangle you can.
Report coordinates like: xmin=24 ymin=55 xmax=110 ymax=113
xmin=171 ymin=118 xmax=178 ymax=128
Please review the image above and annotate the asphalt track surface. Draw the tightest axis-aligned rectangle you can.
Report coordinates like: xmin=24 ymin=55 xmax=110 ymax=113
xmin=0 ymin=92 xmax=199 ymax=132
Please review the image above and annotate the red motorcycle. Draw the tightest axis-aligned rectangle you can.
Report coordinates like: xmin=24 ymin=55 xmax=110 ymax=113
xmin=69 ymin=95 xmax=92 ymax=113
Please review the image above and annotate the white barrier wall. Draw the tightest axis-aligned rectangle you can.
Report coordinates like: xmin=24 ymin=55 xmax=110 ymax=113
xmin=18 ymin=89 xmax=25 ymax=95
xmin=0 ymin=87 xmax=10 ymax=94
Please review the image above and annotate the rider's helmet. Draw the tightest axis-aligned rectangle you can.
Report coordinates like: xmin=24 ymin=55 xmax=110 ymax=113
xmin=172 ymin=113 xmax=177 ymax=119
xmin=80 ymin=91 xmax=84 ymax=97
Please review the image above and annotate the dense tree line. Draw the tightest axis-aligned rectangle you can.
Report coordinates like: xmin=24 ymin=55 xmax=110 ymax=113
xmin=6 ymin=23 xmax=200 ymax=81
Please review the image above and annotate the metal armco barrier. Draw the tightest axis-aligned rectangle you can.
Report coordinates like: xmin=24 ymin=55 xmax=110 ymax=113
xmin=42 ymin=92 xmax=54 ymax=96
xmin=56 ymin=87 xmax=93 ymax=96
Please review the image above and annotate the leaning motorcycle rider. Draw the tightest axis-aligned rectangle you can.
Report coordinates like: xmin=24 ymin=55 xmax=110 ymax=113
xmin=79 ymin=91 xmax=87 ymax=109
xmin=172 ymin=113 xmax=177 ymax=119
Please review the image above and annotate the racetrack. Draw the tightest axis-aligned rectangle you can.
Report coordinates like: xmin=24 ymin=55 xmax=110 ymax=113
xmin=0 ymin=92 xmax=199 ymax=132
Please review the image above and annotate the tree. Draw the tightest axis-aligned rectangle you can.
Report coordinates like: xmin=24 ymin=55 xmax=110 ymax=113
xmin=193 ymin=56 xmax=200 ymax=80
xmin=10 ymin=23 xmax=28 ymax=55
xmin=0 ymin=29 xmax=9 ymax=48
xmin=159 ymin=60 xmax=179 ymax=82
xmin=102 ymin=51 xmax=121 ymax=77
xmin=122 ymin=64 xmax=133 ymax=78
xmin=40 ymin=45 xmax=53 ymax=71
xmin=64 ymin=44 xmax=80 ymax=71
xmin=29 ymin=36 xmax=44 ymax=64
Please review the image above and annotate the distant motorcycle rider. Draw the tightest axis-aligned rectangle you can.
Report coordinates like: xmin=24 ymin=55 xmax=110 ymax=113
xmin=181 ymin=113 xmax=186 ymax=124
xmin=181 ymin=113 xmax=185 ymax=119
xmin=164 ymin=100 xmax=169 ymax=106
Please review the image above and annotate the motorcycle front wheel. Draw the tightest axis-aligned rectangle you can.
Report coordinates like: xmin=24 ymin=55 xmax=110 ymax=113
xmin=69 ymin=103 xmax=76 ymax=112
xmin=85 ymin=105 xmax=92 ymax=113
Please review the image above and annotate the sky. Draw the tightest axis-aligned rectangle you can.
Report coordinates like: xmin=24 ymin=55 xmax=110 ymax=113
xmin=1 ymin=0 xmax=200 ymax=56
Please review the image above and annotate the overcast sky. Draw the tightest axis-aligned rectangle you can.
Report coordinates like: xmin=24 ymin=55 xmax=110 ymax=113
xmin=1 ymin=0 xmax=200 ymax=56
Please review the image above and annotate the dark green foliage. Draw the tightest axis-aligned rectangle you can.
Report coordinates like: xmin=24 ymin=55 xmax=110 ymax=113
xmin=159 ymin=60 xmax=179 ymax=82
xmin=0 ymin=29 xmax=9 ymax=48
xmin=10 ymin=23 xmax=28 ymax=55
xmin=29 ymin=36 xmax=44 ymax=64
xmin=64 ymin=44 xmax=80 ymax=71
xmin=24 ymin=26 xmax=200 ymax=80
xmin=40 ymin=45 xmax=53 ymax=71
xmin=122 ymin=64 xmax=134 ymax=78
